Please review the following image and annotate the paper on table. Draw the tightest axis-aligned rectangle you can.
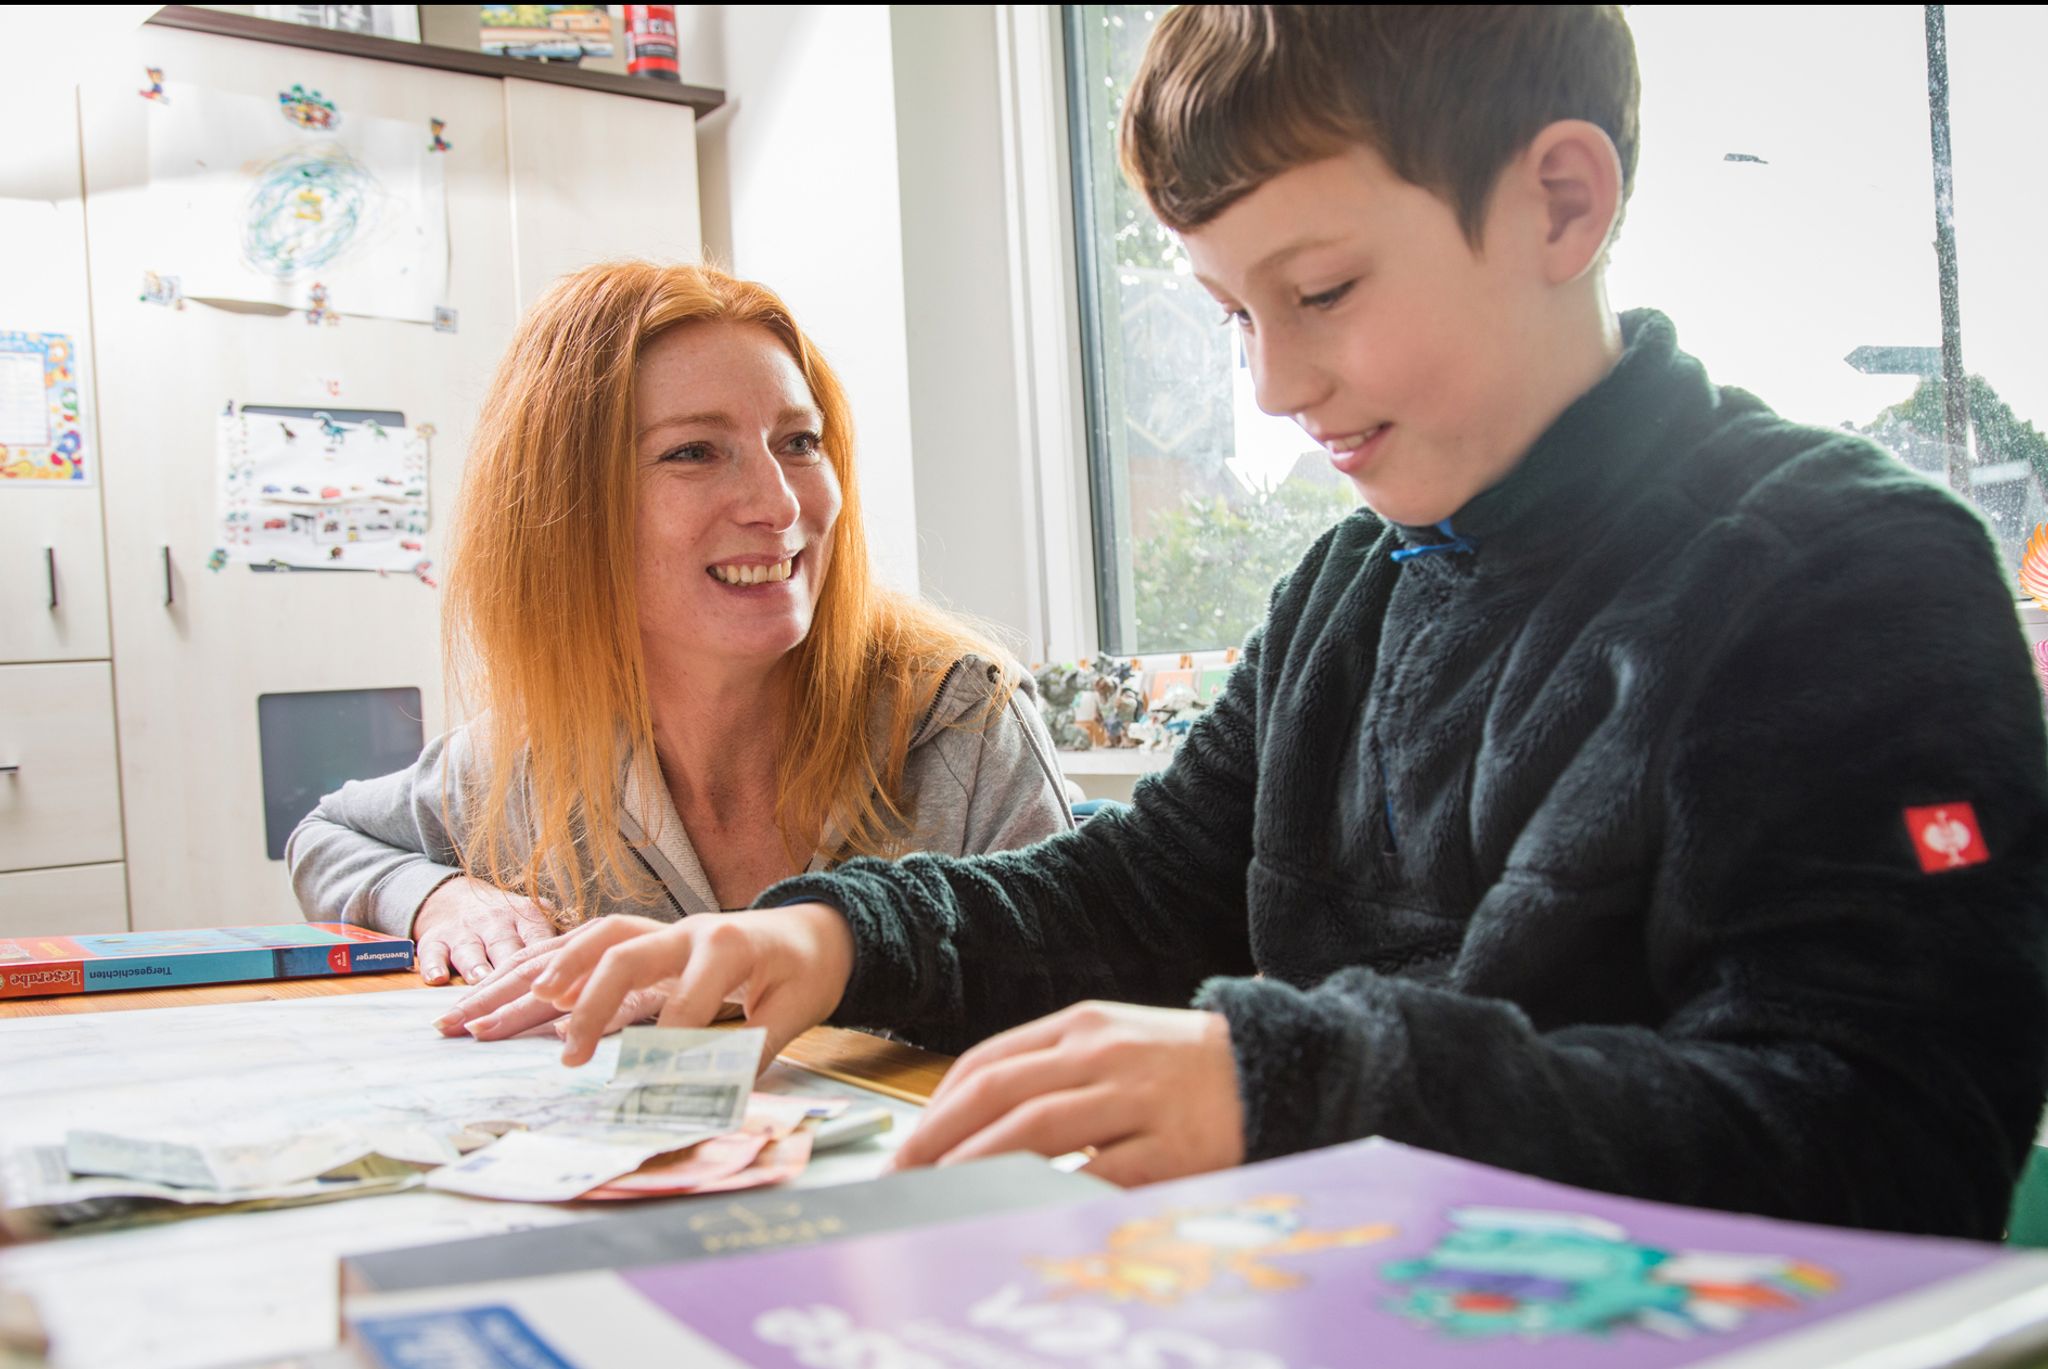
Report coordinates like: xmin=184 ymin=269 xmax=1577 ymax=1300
xmin=742 ymin=1093 xmax=838 ymax=1140
xmin=424 ymin=1132 xmax=679 ymax=1204
xmin=0 ymin=990 xmax=922 ymax=1369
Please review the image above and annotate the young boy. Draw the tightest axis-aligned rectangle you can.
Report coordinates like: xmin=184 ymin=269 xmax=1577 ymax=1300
xmin=469 ymin=5 xmax=2048 ymax=1239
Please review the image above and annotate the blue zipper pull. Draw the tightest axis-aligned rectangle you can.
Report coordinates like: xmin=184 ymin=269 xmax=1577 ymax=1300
xmin=1390 ymin=518 xmax=1478 ymax=562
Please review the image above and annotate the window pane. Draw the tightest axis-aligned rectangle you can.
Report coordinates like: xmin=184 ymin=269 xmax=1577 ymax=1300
xmin=1611 ymin=4 xmax=2047 ymax=583
xmin=1066 ymin=4 xmax=1358 ymax=656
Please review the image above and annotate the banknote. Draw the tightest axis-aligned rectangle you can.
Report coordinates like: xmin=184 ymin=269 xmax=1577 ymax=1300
xmin=613 ymin=1027 xmax=766 ymax=1084
xmin=0 ymin=1143 xmax=419 ymax=1236
xmin=580 ymin=1130 xmax=773 ymax=1198
xmin=64 ymin=1125 xmax=372 ymax=1192
xmin=605 ymin=1081 xmax=748 ymax=1130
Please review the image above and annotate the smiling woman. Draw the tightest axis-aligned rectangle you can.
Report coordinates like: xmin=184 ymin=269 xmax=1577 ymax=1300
xmin=283 ymin=261 xmax=1072 ymax=1014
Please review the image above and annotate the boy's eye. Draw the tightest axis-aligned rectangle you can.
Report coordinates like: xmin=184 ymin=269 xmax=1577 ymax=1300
xmin=1301 ymin=280 xmax=1356 ymax=311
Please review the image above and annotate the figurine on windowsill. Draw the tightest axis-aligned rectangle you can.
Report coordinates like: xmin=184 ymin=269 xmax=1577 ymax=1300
xmin=1105 ymin=682 xmax=1148 ymax=748
xmin=1150 ymin=682 xmax=1208 ymax=751
xmin=1074 ymin=673 xmax=1112 ymax=748
xmin=1031 ymin=662 xmax=1095 ymax=751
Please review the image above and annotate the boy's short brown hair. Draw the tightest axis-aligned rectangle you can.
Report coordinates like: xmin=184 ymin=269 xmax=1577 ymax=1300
xmin=1119 ymin=5 xmax=1640 ymax=243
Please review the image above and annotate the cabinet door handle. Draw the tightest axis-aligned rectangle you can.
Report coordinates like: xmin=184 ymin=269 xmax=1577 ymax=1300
xmin=0 ymin=765 xmax=18 ymax=775
xmin=45 ymin=546 xmax=57 ymax=611
xmin=162 ymin=545 xmax=174 ymax=608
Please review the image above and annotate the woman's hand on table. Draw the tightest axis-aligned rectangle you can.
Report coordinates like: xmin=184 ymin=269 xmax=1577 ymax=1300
xmin=887 ymin=1001 xmax=1246 ymax=1188
xmin=413 ymin=877 xmax=560 ymax=986
xmin=530 ymin=903 xmax=856 ymax=1068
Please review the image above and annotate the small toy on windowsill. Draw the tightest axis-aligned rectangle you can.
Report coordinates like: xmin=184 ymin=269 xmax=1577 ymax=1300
xmin=1030 ymin=662 xmax=1093 ymax=750
xmin=1106 ymin=682 xmax=1148 ymax=748
xmin=1149 ymin=683 xmax=1209 ymax=751
xmin=2021 ymin=524 xmax=2048 ymax=615
xmin=2020 ymin=524 xmax=2048 ymax=707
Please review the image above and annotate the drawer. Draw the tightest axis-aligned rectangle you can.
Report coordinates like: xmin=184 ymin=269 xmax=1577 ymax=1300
xmin=0 ymin=861 xmax=127 ymax=937
xmin=0 ymin=661 xmax=123 ymax=871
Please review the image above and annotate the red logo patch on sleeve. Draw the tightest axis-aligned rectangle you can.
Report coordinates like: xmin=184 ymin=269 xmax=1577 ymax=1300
xmin=1904 ymin=803 xmax=1990 ymax=873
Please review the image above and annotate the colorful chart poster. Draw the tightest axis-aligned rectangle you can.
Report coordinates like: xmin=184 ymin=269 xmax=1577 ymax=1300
xmin=0 ymin=331 xmax=88 ymax=484
xmin=217 ymin=403 xmax=429 ymax=573
xmin=146 ymin=82 xmax=449 ymax=324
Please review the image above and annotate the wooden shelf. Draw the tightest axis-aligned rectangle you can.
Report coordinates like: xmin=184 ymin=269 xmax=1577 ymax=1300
xmin=147 ymin=6 xmax=727 ymax=118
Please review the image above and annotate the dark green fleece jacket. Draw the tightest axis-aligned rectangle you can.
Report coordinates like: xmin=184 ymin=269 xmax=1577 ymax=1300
xmin=762 ymin=311 xmax=2048 ymax=1240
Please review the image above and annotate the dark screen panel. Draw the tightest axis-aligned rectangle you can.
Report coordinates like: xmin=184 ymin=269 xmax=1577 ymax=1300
xmin=258 ymin=688 xmax=425 ymax=860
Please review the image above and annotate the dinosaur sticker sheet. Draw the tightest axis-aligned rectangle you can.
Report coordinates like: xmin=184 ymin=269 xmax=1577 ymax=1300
xmin=215 ymin=402 xmax=428 ymax=573
xmin=612 ymin=1138 xmax=2018 ymax=1369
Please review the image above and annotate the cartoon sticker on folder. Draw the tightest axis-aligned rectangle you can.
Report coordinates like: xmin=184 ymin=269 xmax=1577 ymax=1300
xmin=1032 ymin=1194 xmax=1394 ymax=1305
xmin=1382 ymin=1207 xmax=1837 ymax=1341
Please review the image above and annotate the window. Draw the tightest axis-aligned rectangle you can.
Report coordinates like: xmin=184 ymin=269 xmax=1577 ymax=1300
xmin=1065 ymin=5 xmax=1358 ymax=657
xmin=1064 ymin=4 xmax=2048 ymax=661
xmin=1609 ymin=4 xmax=2048 ymax=585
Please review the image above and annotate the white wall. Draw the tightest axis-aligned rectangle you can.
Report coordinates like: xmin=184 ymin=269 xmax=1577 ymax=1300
xmin=889 ymin=5 xmax=1037 ymax=652
xmin=675 ymin=4 xmax=923 ymax=596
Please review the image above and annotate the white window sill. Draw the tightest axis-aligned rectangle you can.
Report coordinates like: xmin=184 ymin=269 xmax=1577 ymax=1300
xmin=1056 ymin=748 xmax=1175 ymax=777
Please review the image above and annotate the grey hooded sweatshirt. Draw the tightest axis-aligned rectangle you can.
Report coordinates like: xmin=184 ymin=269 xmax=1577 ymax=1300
xmin=287 ymin=654 xmax=1073 ymax=935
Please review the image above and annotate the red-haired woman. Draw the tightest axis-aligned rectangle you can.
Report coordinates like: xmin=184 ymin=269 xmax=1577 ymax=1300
xmin=287 ymin=261 xmax=1070 ymax=1035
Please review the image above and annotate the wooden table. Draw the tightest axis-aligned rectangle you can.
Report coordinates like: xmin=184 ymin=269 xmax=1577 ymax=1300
xmin=0 ymin=971 xmax=952 ymax=1104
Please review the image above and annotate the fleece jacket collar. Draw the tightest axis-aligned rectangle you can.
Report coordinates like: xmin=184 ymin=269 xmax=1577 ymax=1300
xmin=1387 ymin=310 xmax=1731 ymax=570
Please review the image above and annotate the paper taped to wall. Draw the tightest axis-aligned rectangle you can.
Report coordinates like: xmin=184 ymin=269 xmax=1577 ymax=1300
xmin=217 ymin=402 xmax=429 ymax=573
xmin=146 ymin=82 xmax=449 ymax=323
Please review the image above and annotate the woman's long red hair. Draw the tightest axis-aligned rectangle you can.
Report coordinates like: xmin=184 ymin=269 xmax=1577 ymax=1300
xmin=445 ymin=260 xmax=1004 ymax=923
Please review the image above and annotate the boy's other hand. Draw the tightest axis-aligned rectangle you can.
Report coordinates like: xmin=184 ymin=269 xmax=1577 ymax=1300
xmin=890 ymin=1002 xmax=1245 ymax=1187
xmin=412 ymin=877 xmax=559 ymax=986
xmin=533 ymin=903 xmax=855 ymax=1068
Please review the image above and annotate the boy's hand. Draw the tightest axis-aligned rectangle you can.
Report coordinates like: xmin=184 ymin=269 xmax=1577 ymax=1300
xmin=532 ymin=903 xmax=856 ymax=1067
xmin=890 ymin=1002 xmax=1246 ymax=1187
xmin=433 ymin=918 xmax=667 ymax=1040
xmin=412 ymin=877 xmax=559 ymax=985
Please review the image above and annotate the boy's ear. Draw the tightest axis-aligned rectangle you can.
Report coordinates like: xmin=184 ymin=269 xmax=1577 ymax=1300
xmin=1525 ymin=119 xmax=1624 ymax=285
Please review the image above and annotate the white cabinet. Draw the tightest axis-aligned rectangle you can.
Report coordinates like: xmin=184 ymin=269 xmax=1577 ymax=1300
xmin=0 ymin=85 xmax=123 ymax=926
xmin=0 ymin=863 xmax=129 ymax=938
xmin=0 ymin=87 xmax=112 ymax=667
xmin=78 ymin=27 xmax=519 ymax=930
xmin=503 ymin=77 xmax=701 ymax=313
xmin=0 ymin=662 xmax=124 ymax=874
xmin=28 ymin=26 xmax=706 ymax=931
xmin=0 ymin=23 xmax=707 ymax=932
